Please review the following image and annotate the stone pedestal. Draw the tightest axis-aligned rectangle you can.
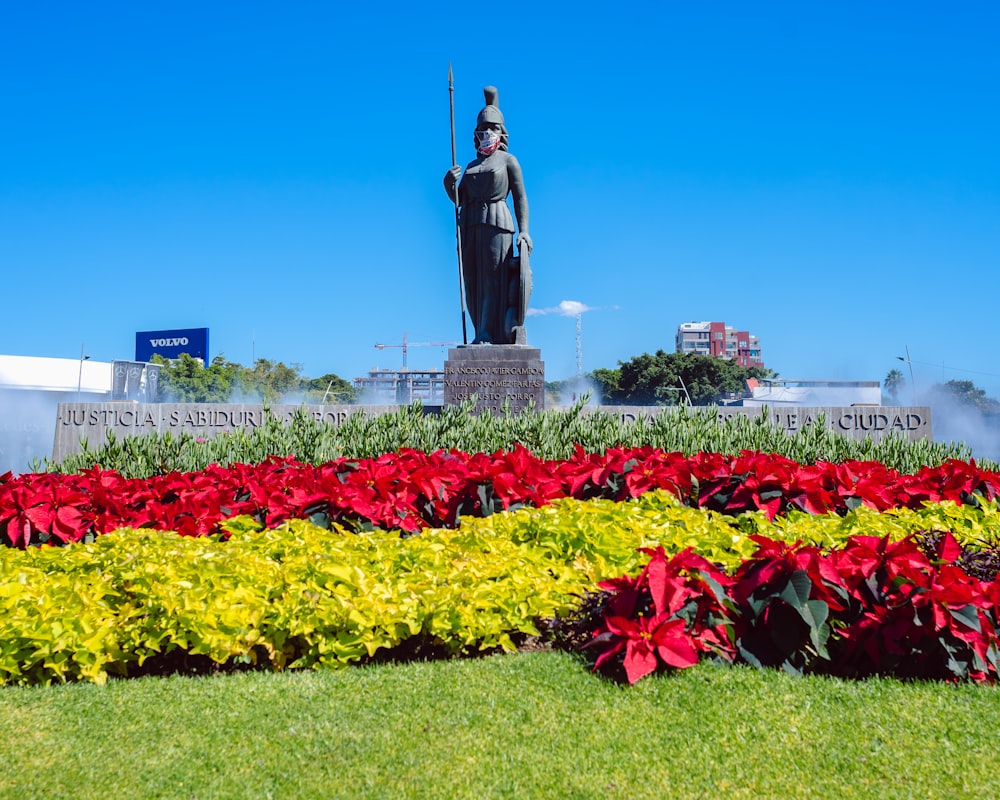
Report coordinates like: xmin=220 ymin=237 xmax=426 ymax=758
xmin=443 ymin=346 xmax=545 ymax=414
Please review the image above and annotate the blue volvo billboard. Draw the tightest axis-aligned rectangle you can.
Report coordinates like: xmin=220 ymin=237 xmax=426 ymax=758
xmin=135 ymin=328 xmax=209 ymax=362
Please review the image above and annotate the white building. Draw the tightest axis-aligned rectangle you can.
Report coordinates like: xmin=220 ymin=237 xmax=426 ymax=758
xmin=0 ymin=355 xmax=116 ymax=475
xmin=742 ymin=378 xmax=882 ymax=407
xmin=0 ymin=355 xmax=165 ymax=474
xmin=0 ymin=355 xmax=113 ymax=397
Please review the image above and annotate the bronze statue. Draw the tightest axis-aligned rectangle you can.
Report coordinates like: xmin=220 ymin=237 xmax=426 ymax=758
xmin=444 ymin=86 xmax=532 ymax=345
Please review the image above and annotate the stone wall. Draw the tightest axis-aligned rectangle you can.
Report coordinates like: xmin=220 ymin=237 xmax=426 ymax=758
xmin=51 ymin=403 xmax=397 ymax=462
xmin=51 ymin=402 xmax=933 ymax=463
xmin=588 ymin=405 xmax=931 ymax=441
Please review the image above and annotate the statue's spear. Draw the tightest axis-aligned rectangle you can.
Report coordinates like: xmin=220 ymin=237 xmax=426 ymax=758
xmin=449 ymin=63 xmax=468 ymax=345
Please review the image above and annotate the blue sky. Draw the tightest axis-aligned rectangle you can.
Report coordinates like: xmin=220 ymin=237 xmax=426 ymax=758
xmin=2 ymin=2 xmax=998 ymax=401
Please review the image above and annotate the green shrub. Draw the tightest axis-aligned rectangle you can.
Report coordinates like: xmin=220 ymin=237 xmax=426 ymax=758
xmin=41 ymin=403 xmax=979 ymax=478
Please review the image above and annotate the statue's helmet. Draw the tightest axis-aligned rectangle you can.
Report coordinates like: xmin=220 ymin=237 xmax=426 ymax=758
xmin=474 ymin=86 xmax=509 ymax=151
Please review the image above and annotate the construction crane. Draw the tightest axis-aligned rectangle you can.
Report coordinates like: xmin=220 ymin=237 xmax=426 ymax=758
xmin=374 ymin=332 xmax=457 ymax=370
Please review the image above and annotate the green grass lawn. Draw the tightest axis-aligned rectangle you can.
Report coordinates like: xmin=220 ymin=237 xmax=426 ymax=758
xmin=0 ymin=649 xmax=997 ymax=799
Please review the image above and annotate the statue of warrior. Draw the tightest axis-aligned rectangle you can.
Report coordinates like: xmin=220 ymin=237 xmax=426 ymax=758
xmin=444 ymin=86 xmax=533 ymax=345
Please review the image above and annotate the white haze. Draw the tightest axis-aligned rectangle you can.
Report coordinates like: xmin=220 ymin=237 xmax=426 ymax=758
xmin=4 ymin=384 xmax=1000 ymax=476
xmin=556 ymin=375 xmax=602 ymax=407
xmin=917 ymin=392 xmax=1000 ymax=465
xmin=0 ymin=390 xmax=69 ymax=475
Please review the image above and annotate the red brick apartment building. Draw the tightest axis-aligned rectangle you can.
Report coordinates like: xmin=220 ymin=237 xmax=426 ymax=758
xmin=675 ymin=322 xmax=764 ymax=369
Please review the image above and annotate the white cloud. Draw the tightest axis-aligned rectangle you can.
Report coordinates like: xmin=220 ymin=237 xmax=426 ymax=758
xmin=527 ymin=299 xmax=596 ymax=317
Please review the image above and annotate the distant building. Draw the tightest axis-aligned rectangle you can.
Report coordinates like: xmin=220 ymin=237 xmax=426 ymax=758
xmin=742 ymin=378 xmax=882 ymax=407
xmin=353 ymin=368 xmax=445 ymax=405
xmin=0 ymin=355 xmax=160 ymax=474
xmin=675 ymin=321 xmax=764 ymax=368
xmin=0 ymin=355 xmax=113 ymax=475
xmin=0 ymin=355 xmax=113 ymax=398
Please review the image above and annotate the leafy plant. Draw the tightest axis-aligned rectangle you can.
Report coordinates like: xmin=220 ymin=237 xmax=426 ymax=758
xmin=40 ymin=402 xmax=983 ymax=478
xmin=729 ymin=537 xmax=837 ymax=674
xmin=575 ymin=547 xmax=735 ymax=683
xmin=577 ymin=532 xmax=1000 ymax=685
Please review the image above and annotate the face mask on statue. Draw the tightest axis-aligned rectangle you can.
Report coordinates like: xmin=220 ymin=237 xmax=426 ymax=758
xmin=475 ymin=129 xmax=501 ymax=156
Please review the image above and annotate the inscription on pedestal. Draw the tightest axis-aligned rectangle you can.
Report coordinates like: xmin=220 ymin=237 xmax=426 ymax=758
xmin=443 ymin=346 xmax=545 ymax=414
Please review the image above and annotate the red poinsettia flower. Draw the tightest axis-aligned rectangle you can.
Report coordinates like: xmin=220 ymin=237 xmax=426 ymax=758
xmin=0 ymin=474 xmax=94 ymax=545
xmin=600 ymin=613 xmax=700 ymax=684
xmin=733 ymin=537 xmax=812 ymax=601
xmin=783 ymin=461 xmax=840 ymax=515
xmin=560 ymin=445 xmax=626 ymax=498
xmin=487 ymin=444 xmax=565 ymax=509
xmin=622 ymin=449 xmax=692 ymax=501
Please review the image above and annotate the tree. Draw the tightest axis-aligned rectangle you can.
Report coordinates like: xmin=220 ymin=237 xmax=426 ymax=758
xmin=152 ymin=355 xmax=356 ymax=404
xmin=304 ymin=373 xmax=357 ymax=404
xmin=591 ymin=367 xmax=623 ymax=403
xmin=925 ymin=380 xmax=1000 ymax=413
xmin=152 ymin=354 xmax=242 ymax=403
xmin=595 ymin=351 xmax=773 ymax=406
xmin=241 ymin=358 xmax=305 ymax=403
xmin=883 ymin=368 xmax=906 ymax=403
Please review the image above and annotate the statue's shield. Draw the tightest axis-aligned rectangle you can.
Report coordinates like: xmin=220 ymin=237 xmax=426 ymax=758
xmin=506 ymin=246 xmax=533 ymax=344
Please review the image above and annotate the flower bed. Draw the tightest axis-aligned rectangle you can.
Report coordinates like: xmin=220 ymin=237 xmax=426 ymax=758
xmin=0 ymin=487 xmax=999 ymax=685
xmin=572 ymin=532 xmax=1000 ymax=685
xmin=3 ymin=447 xmax=1000 ymax=547
xmin=3 ymin=446 xmax=1000 ymax=687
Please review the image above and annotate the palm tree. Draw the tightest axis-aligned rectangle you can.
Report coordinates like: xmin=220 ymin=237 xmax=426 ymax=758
xmin=884 ymin=368 xmax=906 ymax=403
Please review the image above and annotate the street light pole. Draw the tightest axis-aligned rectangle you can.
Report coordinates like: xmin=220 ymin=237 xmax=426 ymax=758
xmin=896 ymin=345 xmax=916 ymax=400
xmin=77 ymin=344 xmax=90 ymax=398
